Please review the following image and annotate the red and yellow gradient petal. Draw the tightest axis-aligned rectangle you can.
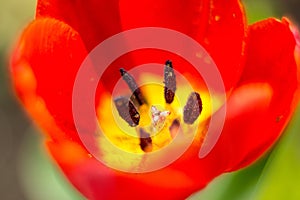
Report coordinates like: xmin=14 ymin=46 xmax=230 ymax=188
xmin=46 ymin=83 xmax=290 ymax=200
xmin=47 ymin=139 xmax=204 ymax=200
xmin=11 ymin=18 xmax=89 ymax=143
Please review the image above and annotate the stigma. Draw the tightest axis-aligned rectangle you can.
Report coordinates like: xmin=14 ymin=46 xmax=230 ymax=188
xmin=150 ymin=105 xmax=171 ymax=132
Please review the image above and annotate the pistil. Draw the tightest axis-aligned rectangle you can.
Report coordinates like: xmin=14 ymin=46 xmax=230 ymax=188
xmin=150 ymin=106 xmax=171 ymax=132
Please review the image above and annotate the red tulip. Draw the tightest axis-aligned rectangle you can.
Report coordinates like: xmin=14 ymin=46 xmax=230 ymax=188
xmin=10 ymin=0 xmax=300 ymax=199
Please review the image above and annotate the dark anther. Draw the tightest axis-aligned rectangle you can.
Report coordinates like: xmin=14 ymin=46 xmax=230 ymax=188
xmin=139 ymin=128 xmax=153 ymax=152
xmin=169 ymin=119 xmax=180 ymax=131
xmin=183 ymin=92 xmax=202 ymax=124
xmin=120 ymin=68 xmax=146 ymax=106
xmin=164 ymin=60 xmax=176 ymax=104
xmin=114 ymin=97 xmax=140 ymax=127
xmin=169 ymin=119 xmax=180 ymax=138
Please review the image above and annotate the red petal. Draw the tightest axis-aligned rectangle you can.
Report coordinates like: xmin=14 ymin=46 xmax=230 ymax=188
xmin=207 ymin=18 xmax=299 ymax=171
xmin=47 ymin=137 xmax=223 ymax=200
xmin=119 ymin=0 xmax=246 ymax=90
xmin=37 ymin=0 xmax=246 ymax=91
xmin=207 ymin=83 xmax=274 ymax=171
xmin=36 ymin=0 xmax=122 ymax=51
xmin=11 ymin=18 xmax=88 ymax=142
xmin=240 ymin=18 xmax=298 ymax=132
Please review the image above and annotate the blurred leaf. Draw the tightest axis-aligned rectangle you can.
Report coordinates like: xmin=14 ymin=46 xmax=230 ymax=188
xmin=189 ymin=154 xmax=268 ymax=200
xmin=243 ymin=0 xmax=279 ymax=23
xmin=251 ymin=107 xmax=300 ymax=200
xmin=0 ymin=0 xmax=36 ymax=51
xmin=18 ymin=128 xmax=85 ymax=200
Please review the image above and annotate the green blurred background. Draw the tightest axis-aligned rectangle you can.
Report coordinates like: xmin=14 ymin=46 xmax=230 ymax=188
xmin=0 ymin=0 xmax=299 ymax=199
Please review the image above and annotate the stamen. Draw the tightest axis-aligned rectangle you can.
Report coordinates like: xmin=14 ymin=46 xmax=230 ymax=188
xmin=183 ymin=92 xmax=202 ymax=124
xmin=164 ymin=60 xmax=176 ymax=104
xmin=114 ymin=97 xmax=140 ymax=127
xmin=139 ymin=128 xmax=153 ymax=152
xmin=120 ymin=68 xmax=146 ymax=106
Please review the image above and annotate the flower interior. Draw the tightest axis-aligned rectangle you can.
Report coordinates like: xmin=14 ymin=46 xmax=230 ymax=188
xmin=97 ymin=61 xmax=213 ymax=158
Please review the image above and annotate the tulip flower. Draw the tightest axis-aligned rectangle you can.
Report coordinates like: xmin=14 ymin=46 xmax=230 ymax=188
xmin=10 ymin=0 xmax=300 ymax=199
